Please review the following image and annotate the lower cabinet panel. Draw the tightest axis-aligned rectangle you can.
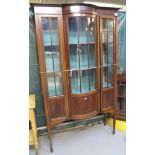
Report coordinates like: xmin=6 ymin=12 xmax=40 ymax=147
xmin=70 ymin=92 xmax=98 ymax=118
xmin=48 ymin=97 xmax=66 ymax=119
xmin=101 ymin=88 xmax=114 ymax=111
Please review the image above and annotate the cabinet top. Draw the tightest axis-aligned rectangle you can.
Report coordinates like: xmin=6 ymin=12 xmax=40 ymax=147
xmin=32 ymin=3 xmax=118 ymax=16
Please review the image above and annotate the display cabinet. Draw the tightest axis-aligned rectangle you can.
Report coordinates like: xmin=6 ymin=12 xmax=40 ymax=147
xmin=33 ymin=4 xmax=118 ymax=152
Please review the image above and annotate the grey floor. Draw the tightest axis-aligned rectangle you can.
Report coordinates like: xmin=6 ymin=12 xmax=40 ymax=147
xmin=29 ymin=123 xmax=126 ymax=155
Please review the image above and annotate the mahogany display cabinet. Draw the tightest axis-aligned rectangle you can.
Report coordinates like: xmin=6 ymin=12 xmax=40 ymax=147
xmin=33 ymin=4 xmax=118 ymax=152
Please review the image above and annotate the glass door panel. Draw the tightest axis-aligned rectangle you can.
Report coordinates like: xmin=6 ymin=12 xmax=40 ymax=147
xmin=79 ymin=17 xmax=88 ymax=44
xmin=71 ymin=70 xmax=80 ymax=94
xmin=108 ymin=19 xmax=113 ymax=31
xmin=102 ymin=31 xmax=107 ymax=43
xmin=68 ymin=16 xmax=97 ymax=94
xmin=89 ymin=44 xmax=95 ymax=67
xmin=55 ymin=72 xmax=63 ymax=95
xmin=102 ymin=67 xmax=108 ymax=88
xmin=102 ymin=18 xmax=107 ymax=31
xmin=79 ymin=44 xmax=88 ymax=69
xmin=51 ymin=31 xmax=59 ymax=46
xmin=43 ymin=31 xmax=51 ymax=46
xmin=47 ymin=73 xmax=56 ymax=96
xmin=90 ymin=68 xmax=96 ymax=91
xmin=42 ymin=18 xmax=50 ymax=30
xmin=69 ymin=44 xmax=79 ymax=70
xmin=108 ymin=66 xmax=113 ymax=87
xmin=108 ymin=43 xmax=113 ymax=65
xmin=45 ymin=51 xmax=53 ymax=72
xmin=41 ymin=17 xmax=63 ymax=97
xmin=68 ymin=17 xmax=78 ymax=44
xmin=51 ymin=18 xmax=58 ymax=30
xmin=101 ymin=18 xmax=114 ymax=89
xmin=102 ymin=43 xmax=107 ymax=66
xmin=108 ymin=31 xmax=113 ymax=43
xmin=52 ymin=46 xmax=61 ymax=72
xmin=81 ymin=70 xmax=89 ymax=93
xmin=88 ymin=17 xmax=95 ymax=43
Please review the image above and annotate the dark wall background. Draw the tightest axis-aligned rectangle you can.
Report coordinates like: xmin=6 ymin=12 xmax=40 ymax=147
xmin=29 ymin=10 xmax=46 ymax=127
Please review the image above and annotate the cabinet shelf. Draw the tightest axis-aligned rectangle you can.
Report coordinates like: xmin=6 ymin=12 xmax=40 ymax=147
xmin=69 ymin=42 xmax=95 ymax=46
xmin=118 ymin=96 xmax=126 ymax=98
xmin=101 ymin=64 xmax=113 ymax=67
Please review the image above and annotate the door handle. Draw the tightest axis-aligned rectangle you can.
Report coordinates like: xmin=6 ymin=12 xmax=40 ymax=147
xmin=69 ymin=70 xmax=72 ymax=78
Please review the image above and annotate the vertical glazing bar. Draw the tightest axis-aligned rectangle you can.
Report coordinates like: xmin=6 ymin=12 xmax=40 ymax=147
xmin=77 ymin=17 xmax=82 ymax=93
xmin=106 ymin=18 xmax=109 ymax=87
xmin=49 ymin=17 xmax=57 ymax=95
xmin=87 ymin=17 xmax=90 ymax=92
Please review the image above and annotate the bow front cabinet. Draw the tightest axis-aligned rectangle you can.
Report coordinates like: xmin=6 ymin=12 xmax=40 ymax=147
xmin=33 ymin=4 xmax=118 ymax=152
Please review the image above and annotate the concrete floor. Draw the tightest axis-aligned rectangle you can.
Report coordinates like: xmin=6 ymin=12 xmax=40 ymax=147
xmin=29 ymin=123 xmax=126 ymax=155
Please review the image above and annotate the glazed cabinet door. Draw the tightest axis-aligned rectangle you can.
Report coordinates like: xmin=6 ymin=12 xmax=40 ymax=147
xmin=35 ymin=14 xmax=68 ymax=125
xmin=65 ymin=15 xmax=98 ymax=120
xmin=100 ymin=17 xmax=116 ymax=112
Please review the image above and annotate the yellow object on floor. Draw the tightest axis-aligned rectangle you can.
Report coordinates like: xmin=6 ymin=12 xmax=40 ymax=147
xmin=29 ymin=94 xmax=38 ymax=155
xmin=107 ymin=118 xmax=126 ymax=132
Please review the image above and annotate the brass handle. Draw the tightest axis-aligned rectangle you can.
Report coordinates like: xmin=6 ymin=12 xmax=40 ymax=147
xmin=69 ymin=71 xmax=72 ymax=78
xmin=84 ymin=97 xmax=87 ymax=100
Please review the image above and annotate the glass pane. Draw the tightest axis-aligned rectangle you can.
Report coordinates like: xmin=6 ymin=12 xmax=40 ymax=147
xmin=42 ymin=18 xmax=49 ymax=30
xmin=102 ymin=43 xmax=107 ymax=66
xmin=47 ymin=73 xmax=56 ymax=96
xmin=89 ymin=44 xmax=96 ymax=67
xmin=102 ymin=31 xmax=107 ymax=43
xmin=90 ymin=68 xmax=96 ymax=91
xmin=43 ymin=31 xmax=51 ymax=46
xmin=79 ymin=17 xmax=88 ymax=44
xmin=108 ymin=31 xmax=113 ymax=43
xmin=68 ymin=17 xmax=78 ymax=44
xmin=79 ymin=45 xmax=88 ymax=69
xmin=71 ymin=70 xmax=80 ymax=94
xmin=102 ymin=18 xmax=107 ymax=31
xmin=55 ymin=72 xmax=63 ymax=95
xmin=108 ymin=66 xmax=113 ymax=87
xmin=53 ymin=46 xmax=61 ymax=72
xmin=108 ymin=43 xmax=113 ymax=65
xmin=51 ymin=18 xmax=58 ymax=30
xmin=81 ymin=70 xmax=89 ymax=93
xmin=88 ymin=17 xmax=95 ymax=43
xmin=45 ymin=51 xmax=53 ymax=72
xmin=102 ymin=67 xmax=108 ymax=88
xmin=108 ymin=19 xmax=113 ymax=31
xmin=51 ymin=31 xmax=59 ymax=46
xmin=69 ymin=45 xmax=79 ymax=70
